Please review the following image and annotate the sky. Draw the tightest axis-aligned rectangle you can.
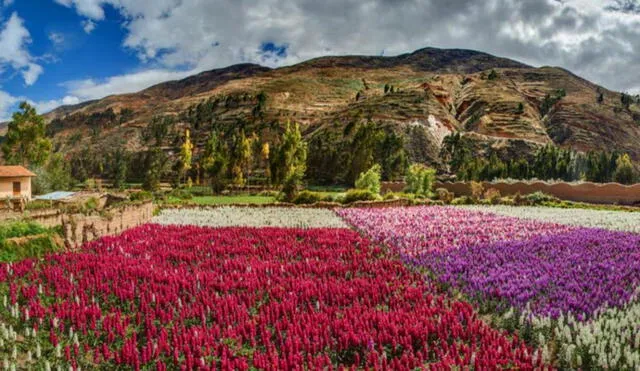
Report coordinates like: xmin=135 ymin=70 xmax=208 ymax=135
xmin=1 ymin=0 xmax=640 ymax=120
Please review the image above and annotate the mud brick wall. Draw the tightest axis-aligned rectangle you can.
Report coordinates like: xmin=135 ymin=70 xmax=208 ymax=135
xmin=435 ymin=181 xmax=640 ymax=205
xmin=61 ymin=202 xmax=154 ymax=248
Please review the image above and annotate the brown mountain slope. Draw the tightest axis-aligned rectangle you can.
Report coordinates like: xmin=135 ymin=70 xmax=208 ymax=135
xmin=43 ymin=47 xmax=640 ymax=180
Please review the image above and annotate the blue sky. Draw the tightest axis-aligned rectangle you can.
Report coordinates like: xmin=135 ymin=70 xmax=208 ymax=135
xmin=1 ymin=0 xmax=640 ymax=121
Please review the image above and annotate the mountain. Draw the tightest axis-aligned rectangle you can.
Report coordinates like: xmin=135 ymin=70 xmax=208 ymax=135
xmin=41 ymin=46 xmax=640 ymax=184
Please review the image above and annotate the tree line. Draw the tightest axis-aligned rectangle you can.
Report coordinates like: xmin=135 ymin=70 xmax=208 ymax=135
xmin=441 ymin=133 xmax=637 ymax=184
xmin=1 ymin=102 xmax=637 ymax=199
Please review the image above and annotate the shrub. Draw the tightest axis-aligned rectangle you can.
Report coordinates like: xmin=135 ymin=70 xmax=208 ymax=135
xmin=355 ymin=164 xmax=382 ymax=195
xmin=343 ymin=189 xmax=380 ymax=204
xmin=525 ymin=191 xmax=559 ymax=205
xmin=84 ymin=197 xmax=99 ymax=211
xmin=258 ymin=190 xmax=279 ymax=198
xmin=0 ymin=222 xmax=61 ymax=262
xmin=0 ymin=222 xmax=48 ymax=241
xmin=613 ymin=154 xmax=636 ymax=185
xmin=435 ymin=188 xmax=454 ymax=204
xmin=170 ymin=189 xmax=193 ymax=200
xmin=512 ymin=192 xmax=528 ymax=206
xmin=383 ymin=192 xmax=417 ymax=201
xmin=484 ymin=188 xmax=502 ymax=205
xmin=405 ymin=164 xmax=436 ymax=195
xmin=470 ymin=181 xmax=485 ymax=201
xmin=130 ymin=191 xmax=153 ymax=202
xmin=188 ymin=186 xmax=214 ymax=197
xmin=451 ymin=196 xmax=474 ymax=205
xmin=292 ymin=191 xmax=324 ymax=205
xmin=25 ymin=199 xmax=55 ymax=210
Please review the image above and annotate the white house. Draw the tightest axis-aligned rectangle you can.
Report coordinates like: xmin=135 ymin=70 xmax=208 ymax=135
xmin=0 ymin=166 xmax=36 ymax=200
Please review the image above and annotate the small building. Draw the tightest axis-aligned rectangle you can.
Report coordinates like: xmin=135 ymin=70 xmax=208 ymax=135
xmin=0 ymin=166 xmax=36 ymax=201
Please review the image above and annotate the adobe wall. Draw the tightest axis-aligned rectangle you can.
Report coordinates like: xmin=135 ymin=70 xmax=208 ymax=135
xmin=61 ymin=201 xmax=154 ymax=248
xmin=434 ymin=181 xmax=640 ymax=205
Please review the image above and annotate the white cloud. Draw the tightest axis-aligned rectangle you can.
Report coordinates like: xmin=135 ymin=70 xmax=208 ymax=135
xmin=64 ymin=68 xmax=195 ymax=100
xmin=31 ymin=95 xmax=80 ymax=114
xmin=49 ymin=0 xmax=640 ymax=95
xmin=0 ymin=90 xmax=18 ymax=121
xmin=81 ymin=19 xmax=96 ymax=34
xmin=54 ymin=0 xmax=105 ymax=20
xmin=48 ymin=31 xmax=65 ymax=45
xmin=0 ymin=12 xmax=43 ymax=86
xmin=2 ymin=0 xmax=14 ymax=6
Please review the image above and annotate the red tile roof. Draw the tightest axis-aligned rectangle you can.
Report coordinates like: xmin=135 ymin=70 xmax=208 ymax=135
xmin=0 ymin=166 xmax=36 ymax=177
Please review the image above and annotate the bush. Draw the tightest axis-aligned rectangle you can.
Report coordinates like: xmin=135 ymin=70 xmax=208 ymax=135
xmin=84 ymin=197 xmax=99 ymax=211
xmin=187 ymin=186 xmax=214 ymax=197
xmin=25 ymin=199 xmax=55 ymax=211
xmin=0 ymin=235 xmax=60 ymax=262
xmin=292 ymin=191 xmax=324 ymax=205
xmin=343 ymin=189 xmax=380 ymax=204
xmin=355 ymin=164 xmax=382 ymax=195
xmin=405 ymin=164 xmax=436 ymax=195
xmin=0 ymin=222 xmax=60 ymax=262
xmin=451 ymin=196 xmax=474 ymax=205
xmin=435 ymin=188 xmax=454 ymax=204
xmin=170 ymin=189 xmax=193 ymax=200
xmin=129 ymin=191 xmax=153 ymax=202
xmin=525 ymin=191 xmax=559 ymax=205
xmin=470 ymin=181 xmax=485 ymax=201
xmin=484 ymin=188 xmax=502 ymax=204
xmin=0 ymin=222 xmax=48 ymax=241
xmin=258 ymin=190 xmax=279 ymax=198
xmin=513 ymin=192 xmax=528 ymax=206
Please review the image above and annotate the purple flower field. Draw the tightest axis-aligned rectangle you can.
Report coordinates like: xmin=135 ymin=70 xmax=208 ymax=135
xmin=338 ymin=206 xmax=640 ymax=319
xmin=417 ymin=228 xmax=640 ymax=319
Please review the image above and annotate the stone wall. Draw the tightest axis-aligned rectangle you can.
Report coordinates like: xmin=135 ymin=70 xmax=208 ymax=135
xmin=61 ymin=202 xmax=154 ymax=248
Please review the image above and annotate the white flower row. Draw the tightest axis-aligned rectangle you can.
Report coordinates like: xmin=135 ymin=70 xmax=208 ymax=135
xmin=153 ymin=207 xmax=348 ymax=229
xmin=526 ymin=301 xmax=640 ymax=370
xmin=456 ymin=205 xmax=640 ymax=232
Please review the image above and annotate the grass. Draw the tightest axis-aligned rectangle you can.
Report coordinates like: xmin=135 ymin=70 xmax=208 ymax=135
xmin=0 ymin=222 xmax=62 ymax=262
xmin=164 ymin=195 xmax=277 ymax=206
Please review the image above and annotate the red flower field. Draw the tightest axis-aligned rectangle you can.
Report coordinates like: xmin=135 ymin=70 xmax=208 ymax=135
xmin=1 ymin=224 xmax=543 ymax=370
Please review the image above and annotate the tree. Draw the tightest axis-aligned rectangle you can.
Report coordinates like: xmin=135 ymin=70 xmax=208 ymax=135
xmin=621 ymin=93 xmax=633 ymax=110
xmin=261 ymin=142 xmax=271 ymax=182
xmin=111 ymin=148 xmax=129 ymax=190
xmin=202 ymin=130 xmax=229 ymax=193
xmin=271 ymin=122 xmax=307 ymax=200
xmin=487 ymin=70 xmax=498 ymax=80
xmin=178 ymin=129 xmax=194 ymax=185
xmin=378 ymin=131 xmax=408 ymax=181
xmin=613 ymin=153 xmax=636 ymax=184
xmin=32 ymin=153 xmax=73 ymax=195
xmin=355 ymin=164 xmax=381 ymax=194
xmin=405 ymin=164 xmax=436 ymax=195
xmin=2 ymin=102 xmax=52 ymax=167
xmin=347 ymin=122 xmax=384 ymax=184
xmin=229 ymin=130 xmax=252 ymax=187
xmin=142 ymin=148 xmax=167 ymax=191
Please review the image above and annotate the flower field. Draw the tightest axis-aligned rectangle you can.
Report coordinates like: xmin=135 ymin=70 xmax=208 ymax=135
xmin=2 ymin=204 xmax=639 ymax=369
xmin=336 ymin=206 xmax=574 ymax=256
xmin=0 ymin=223 xmax=542 ymax=370
xmin=338 ymin=206 xmax=640 ymax=369
xmin=459 ymin=205 xmax=640 ymax=233
xmin=154 ymin=207 xmax=347 ymax=228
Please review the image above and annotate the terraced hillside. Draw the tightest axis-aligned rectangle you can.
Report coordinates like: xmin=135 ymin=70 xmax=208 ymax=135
xmin=41 ymin=47 xmax=640 ymax=181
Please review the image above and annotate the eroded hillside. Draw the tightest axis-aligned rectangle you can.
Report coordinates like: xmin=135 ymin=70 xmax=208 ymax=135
xmin=42 ymin=47 xmax=640 ymax=182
